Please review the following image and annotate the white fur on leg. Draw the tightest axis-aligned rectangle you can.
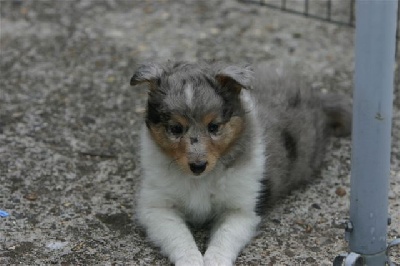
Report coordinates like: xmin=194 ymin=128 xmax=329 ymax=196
xmin=203 ymin=211 xmax=261 ymax=266
xmin=138 ymin=207 xmax=203 ymax=265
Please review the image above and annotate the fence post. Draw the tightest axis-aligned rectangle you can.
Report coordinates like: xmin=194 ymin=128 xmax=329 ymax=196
xmin=334 ymin=0 xmax=399 ymax=265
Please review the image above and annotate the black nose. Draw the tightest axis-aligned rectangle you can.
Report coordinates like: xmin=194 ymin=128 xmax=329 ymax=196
xmin=189 ymin=161 xmax=208 ymax=175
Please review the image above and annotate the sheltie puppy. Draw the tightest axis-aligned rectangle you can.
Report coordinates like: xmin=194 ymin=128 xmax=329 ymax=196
xmin=130 ymin=61 xmax=351 ymax=266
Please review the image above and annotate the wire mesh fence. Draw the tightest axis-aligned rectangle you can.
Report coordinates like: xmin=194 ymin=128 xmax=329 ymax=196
xmin=239 ymin=0 xmax=400 ymax=42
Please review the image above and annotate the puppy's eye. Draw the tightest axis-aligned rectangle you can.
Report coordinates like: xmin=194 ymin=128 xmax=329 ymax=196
xmin=208 ymin=122 xmax=220 ymax=134
xmin=167 ymin=124 xmax=184 ymax=136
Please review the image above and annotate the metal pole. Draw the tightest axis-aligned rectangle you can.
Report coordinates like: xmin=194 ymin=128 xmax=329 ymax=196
xmin=347 ymin=0 xmax=398 ymax=264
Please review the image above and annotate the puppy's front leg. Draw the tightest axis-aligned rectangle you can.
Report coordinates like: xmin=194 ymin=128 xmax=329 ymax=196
xmin=138 ymin=207 xmax=203 ymax=266
xmin=203 ymin=211 xmax=260 ymax=266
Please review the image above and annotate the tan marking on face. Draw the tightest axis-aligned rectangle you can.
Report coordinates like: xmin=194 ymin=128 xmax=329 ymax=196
xmin=171 ymin=114 xmax=189 ymax=128
xmin=149 ymin=115 xmax=244 ymax=176
xmin=148 ymin=124 xmax=192 ymax=174
xmin=205 ymin=116 xmax=244 ymax=167
xmin=202 ymin=112 xmax=218 ymax=126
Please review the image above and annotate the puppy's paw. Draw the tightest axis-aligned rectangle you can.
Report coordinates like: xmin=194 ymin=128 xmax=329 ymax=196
xmin=203 ymin=251 xmax=233 ymax=266
xmin=175 ymin=251 xmax=204 ymax=266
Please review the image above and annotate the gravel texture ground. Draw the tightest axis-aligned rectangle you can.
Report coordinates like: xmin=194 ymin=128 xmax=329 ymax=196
xmin=0 ymin=0 xmax=399 ymax=265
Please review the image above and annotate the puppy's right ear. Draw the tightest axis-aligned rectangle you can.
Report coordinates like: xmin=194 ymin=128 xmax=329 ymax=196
xmin=215 ymin=65 xmax=253 ymax=94
xmin=130 ymin=63 xmax=164 ymax=88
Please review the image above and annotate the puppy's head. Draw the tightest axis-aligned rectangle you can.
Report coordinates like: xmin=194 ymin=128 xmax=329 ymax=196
xmin=131 ymin=61 xmax=252 ymax=176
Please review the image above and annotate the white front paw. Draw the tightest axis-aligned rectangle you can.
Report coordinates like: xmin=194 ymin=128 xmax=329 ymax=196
xmin=203 ymin=251 xmax=233 ymax=266
xmin=175 ymin=251 xmax=204 ymax=266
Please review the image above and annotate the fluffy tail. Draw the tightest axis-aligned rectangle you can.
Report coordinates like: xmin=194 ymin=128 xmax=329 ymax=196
xmin=320 ymin=93 xmax=352 ymax=137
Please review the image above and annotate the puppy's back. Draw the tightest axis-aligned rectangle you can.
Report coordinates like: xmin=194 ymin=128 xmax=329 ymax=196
xmin=251 ymin=65 xmax=351 ymax=209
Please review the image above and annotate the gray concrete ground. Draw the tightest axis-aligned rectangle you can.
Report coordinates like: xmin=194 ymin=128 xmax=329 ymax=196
xmin=0 ymin=0 xmax=399 ymax=265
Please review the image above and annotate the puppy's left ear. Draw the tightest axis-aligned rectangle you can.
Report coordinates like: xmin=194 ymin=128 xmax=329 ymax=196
xmin=215 ymin=65 xmax=253 ymax=93
xmin=130 ymin=63 xmax=164 ymax=89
